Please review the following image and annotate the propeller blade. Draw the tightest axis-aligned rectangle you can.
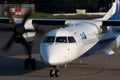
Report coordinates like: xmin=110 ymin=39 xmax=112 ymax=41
xmin=3 ymin=34 xmax=15 ymax=51
xmin=7 ymin=8 xmax=17 ymax=25
xmin=22 ymin=9 xmax=32 ymax=25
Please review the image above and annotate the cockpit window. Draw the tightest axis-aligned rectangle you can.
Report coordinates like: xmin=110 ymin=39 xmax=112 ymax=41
xmin=43 ymin=36 xmax=76 ymax=43
xmin=43 ymin=36 xmax=55 ymax=43
xmin=56 ymin=36 xmax=76 ymax=43
xmin=56 ymin=37 xmax=67 ymax=43
xmin=68 ymin=37 xmax=76 ymax=43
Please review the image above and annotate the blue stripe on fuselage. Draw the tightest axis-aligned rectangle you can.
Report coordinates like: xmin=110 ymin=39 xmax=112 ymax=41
xmin=80 ymin=37 xmax=116 ymax=58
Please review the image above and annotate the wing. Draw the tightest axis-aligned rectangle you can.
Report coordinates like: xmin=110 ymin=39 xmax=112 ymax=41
xmin=0 ymin=18 xmax=10 ymax=23
xmin=32 ymin=18 xmax=66 ymax=25
xmin=31 ymin=18 xmax=97 ymax=25
xmin=1 ymin=17 xmax=120 ymax=35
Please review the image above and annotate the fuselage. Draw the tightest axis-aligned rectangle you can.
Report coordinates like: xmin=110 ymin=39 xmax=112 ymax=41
xmin=40 ymin=0 xmax=120 ymax=66
xmin=40 ymin=20 xmax=120 ymax=66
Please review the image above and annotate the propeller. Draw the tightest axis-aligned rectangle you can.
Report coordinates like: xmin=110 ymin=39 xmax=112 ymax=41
xmin=1 ymin=9 xmax=35 ymax=52
xmin=3 ymin=34 xmax=15 ymax=51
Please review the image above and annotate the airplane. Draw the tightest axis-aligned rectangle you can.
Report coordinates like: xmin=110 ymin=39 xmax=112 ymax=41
xmin=0 ymin=0 xmax=120 ymax=77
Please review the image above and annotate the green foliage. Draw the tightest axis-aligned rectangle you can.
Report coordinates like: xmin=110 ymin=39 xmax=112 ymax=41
xmin=34 ymin=0 xmax=113 ymax=13
xmin=31 ymin=13 xmax=52 ymax=17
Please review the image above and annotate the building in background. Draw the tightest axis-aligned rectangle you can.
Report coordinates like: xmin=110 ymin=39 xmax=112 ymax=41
xmin=0 ymin=4 xmax=35 ymax=15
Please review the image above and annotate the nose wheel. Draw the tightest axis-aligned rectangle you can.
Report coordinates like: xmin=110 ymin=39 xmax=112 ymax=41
xmin=50 ymin=67 xmax=60 ymax=77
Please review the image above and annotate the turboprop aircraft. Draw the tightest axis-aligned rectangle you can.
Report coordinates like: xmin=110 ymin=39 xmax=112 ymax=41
xmin=0 ymin=0 xmax=120 ymax=77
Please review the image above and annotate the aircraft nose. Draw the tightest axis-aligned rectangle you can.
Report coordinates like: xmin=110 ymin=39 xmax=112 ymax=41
xmin=40 ymin=43 xmax=67 ymax=65
xmin=47 ymin=56 xmax=59 ymax=65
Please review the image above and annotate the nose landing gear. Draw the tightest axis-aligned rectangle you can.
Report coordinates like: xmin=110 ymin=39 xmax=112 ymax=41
xmin=49 ymin=66 xmax=60 ymax=77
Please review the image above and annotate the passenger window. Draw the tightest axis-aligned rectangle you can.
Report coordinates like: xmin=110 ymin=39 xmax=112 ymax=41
xmin=68 ymin=37 xmax=76 ymax=43
xmin=43 ymin=36 xmax=55 ymax=43
xmin=56 ymin=37 xmax=67 ymax=43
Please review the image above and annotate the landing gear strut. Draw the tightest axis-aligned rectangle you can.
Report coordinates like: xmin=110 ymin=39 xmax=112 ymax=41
xmin=49 ymin=66 xmax=60 ymax=77
xmin=23 ymin=42 xmax=36 ymax=69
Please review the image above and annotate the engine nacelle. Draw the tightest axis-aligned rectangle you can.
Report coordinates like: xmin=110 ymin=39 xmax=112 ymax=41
xmin=23 ymin=19 xmax=36 ymax=42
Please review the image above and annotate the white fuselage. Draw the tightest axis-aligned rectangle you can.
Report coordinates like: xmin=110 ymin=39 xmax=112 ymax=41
xmin=40 ymin=20 xmax=120 ymax=66
xmin=39 ymin=0 xmax=120 ymax=66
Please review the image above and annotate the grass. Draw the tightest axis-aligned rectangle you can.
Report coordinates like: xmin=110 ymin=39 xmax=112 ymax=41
xmin=0 ymin=12 xmax=103 ymax=19
xmin=0 ymin=13 xmax=52 ymax=18
xmin=31 ymin=13 xmax=53 ymax=17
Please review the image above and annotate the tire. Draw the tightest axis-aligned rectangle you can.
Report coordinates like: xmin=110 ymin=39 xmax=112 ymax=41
xmin=55 ymin=70 xmax=60 ymax=77
xmin=24 ymin=58 xmax=30 ymax=69
xmin=30 ymin=59 xmax=36 ymax=69
xmin=50 ymin=70 xmax=55 ymax=77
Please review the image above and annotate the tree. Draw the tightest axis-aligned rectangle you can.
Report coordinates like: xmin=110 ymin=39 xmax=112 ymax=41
xmin=1 ymin=0 xmax=112 ymax=13
xmin=98 ymin=0 xmax=112 ymax=11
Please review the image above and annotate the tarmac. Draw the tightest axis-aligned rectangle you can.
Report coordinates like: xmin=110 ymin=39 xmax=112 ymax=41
xmin=0 ymin=21 xmax=120 ymax=80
